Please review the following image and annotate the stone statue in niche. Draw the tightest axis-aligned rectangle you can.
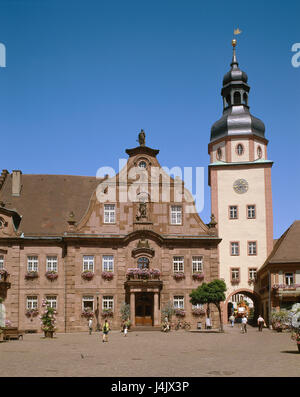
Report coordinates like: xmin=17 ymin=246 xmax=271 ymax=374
xmin=136 ymin=202 xmax=147 ymax=221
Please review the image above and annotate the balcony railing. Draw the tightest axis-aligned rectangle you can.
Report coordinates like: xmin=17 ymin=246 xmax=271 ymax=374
xmin=272 ymin=283 xmax=300 ymax=292
xmin=126 ymin=268 xmax=161 ymax=280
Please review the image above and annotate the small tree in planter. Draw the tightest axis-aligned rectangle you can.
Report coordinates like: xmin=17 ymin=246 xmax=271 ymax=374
xmin=271 ymin=310 xmax=290 ymax=332
xmin=45 ymin=271 xmax=58 ymax=281
xmin=190 ymin=279 xmax=227 ymax=332
xmin=25 ymin=271 xmax=39 ymax=280
xmin=120 ymin=302 xmax=131 ymax=329
xmin=102 ymin=271 xmax=114 ymax=281
xmin=40 ymin=299 xmax=57 ymax=338
xmin=173 ymin=272 xmax=185 ymax=281
xmin=81 ymin=270 xmax=94 ymax=281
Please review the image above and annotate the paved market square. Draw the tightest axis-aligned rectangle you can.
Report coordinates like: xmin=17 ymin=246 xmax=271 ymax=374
xmin=0 ymin=325 xmax=299 ymax=377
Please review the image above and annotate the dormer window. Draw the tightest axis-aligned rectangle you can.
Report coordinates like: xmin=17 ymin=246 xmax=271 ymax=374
xmin=138 ymin=161 xmax=147 ymax=169
xmin=236 ymin=144 xmax=244 ymax=156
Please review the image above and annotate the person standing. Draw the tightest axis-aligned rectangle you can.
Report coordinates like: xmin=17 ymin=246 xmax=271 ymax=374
xmin=257 ymin=315 xmax=265 ymax=332
xmin=88 ymin=318 xmax=93 ymax=335
xmin=205 ymin=316 xmax=212 ymax=330
xmin=123 ymin=324 xmax=128 ymax=337
xmin=102 ymin=319 xmax=110 ymax=342
xmin=241 ymin=315 xmax=247 ymax=333
xmin=229 ymin=314 xmax=235 ymax=327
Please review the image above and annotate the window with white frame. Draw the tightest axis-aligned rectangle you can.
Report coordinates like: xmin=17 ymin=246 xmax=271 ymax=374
xmin=192 ymin=256 xmax=203 ymax=273
xmin=82 ymin=296 xmax=94 ymax=311
xmin=104 ymin=204 xmax=115 ymax=223
xmin=0 ymin=255 xmax=4 ymax=270
xmin=249 ymin=268 xmax=257 ymax=280
xmin=46 ymin=256 xmax=58 ymax=272
xmin=46 ymin=296 xmax=57 ymax=309
xmin=173 ymin=256 xmax=184 ymax=273
xmin=229 ymin=206 xmax=238 ymax=219
xmin=230 ymin=242 xmax=239 ymax=256
xmin=248 ymin=242 xmax=257 ymax=256
xmin=27 ymin=256 xmax=38 ymax=272
xmin=173 ymin=296 xmax=184 ymax=309
xmin=170 ymin=205 xmax=182 ymax=225
xmin=102 ymin=255 xmax=114 ymax=272
xmin=102 ymin=296 xmax=114 ymax=310
xmin=247 ymin=205 xmax=256 ymax=219
xmin=231 ymin=268 xmax=240 ymax=281
xmin=26 ymin=296 xmax=38 ymax=309
xmin=285 ymin=273 xmax=294 ymax=285
xmin=192 ymin=303 xmax=204 ymax=310
xmin=83 ymin=256 xmax=94 ymax=272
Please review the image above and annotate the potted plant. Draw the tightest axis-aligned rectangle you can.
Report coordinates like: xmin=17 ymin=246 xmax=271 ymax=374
xmin=25 ymin=271 xmax=39 ymax=280
xmin=45 ymin=271 xmax=58 ymax=281
xmin=173 ymin=272 xmax=185 ymax=281
xmin=101 ymin=271 xmax=114 ymax=281
xmin=192 ymin=272 xmax=204 ymax=281
xmin=271 ymin=310 xmax=290 ymax=332
xmin=81 ymin=270 xmax=94 ymax=280
xmin=40 ymin=299 xmax=57 ymax=338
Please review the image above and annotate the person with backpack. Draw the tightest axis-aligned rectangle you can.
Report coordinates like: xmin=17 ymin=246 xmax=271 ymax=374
xmin=102 ymin=319 xmax=110 ymax=342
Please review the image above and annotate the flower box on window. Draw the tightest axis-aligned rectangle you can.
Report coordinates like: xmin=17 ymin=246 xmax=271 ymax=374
xmin=192 ymin=308 xmax=206 ymax=316
xmin=0 ymin=268 xmax=9 ymax=281
xmin=102 ymin=271 xmax=114 ymax=281
xmin=192 ymin=272 xmax=204 ymax=281
xmin=173 ymin=272 xmax=185 ymax=281
xmin=81 ymin=270 xmax=94 ymax=280
xmin=174 ymin=308 xmax=186 ymax=317
xmin=25 ymin=271 xmax=39 ymax=280
xmin=81 ymin=309 xmax=94 ymax=319
xmin=231 ymin=279 xmax=240 ymax=285
xmin=25 ymin=308 xmax=39 ymax=318
xmin=150 ymin=269 xmax=161 ymax=279
xmin=101 ymin=309 xmax=114 ymax=318
xmin=248 ymin=278 xmax=256 ymax=285
xmin=45 ymin=271 xmax=58 ymax=281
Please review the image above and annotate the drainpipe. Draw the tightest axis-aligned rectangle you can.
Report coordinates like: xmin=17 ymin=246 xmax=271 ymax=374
xmin=268 ymin=270 xmax=271 ymax=329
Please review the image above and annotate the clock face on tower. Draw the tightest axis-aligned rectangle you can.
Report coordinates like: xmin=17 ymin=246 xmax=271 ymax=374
xmin=233 ymin=179 xmax=249 ymax=194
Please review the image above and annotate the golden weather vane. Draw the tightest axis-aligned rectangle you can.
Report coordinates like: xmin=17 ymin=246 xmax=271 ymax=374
xmin=232 ymin=27 xmax=242 ymax=47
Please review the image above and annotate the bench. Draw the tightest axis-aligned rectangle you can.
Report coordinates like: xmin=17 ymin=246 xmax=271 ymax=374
xmin=3 ymin=327 xmax=24 ymax=341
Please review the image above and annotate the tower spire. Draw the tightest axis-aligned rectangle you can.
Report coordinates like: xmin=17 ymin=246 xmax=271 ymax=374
xmin=231 ymin=38 xmax=238 ymax=68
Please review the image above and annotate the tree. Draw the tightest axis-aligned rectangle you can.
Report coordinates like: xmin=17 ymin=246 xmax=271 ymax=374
xmin=120 ymin=302 xmax=130 ymax=321
xmin=189 ymin=279 xmax=227 ymax=332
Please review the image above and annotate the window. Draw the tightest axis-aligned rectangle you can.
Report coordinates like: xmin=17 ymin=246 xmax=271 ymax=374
xmin=234 ymin=92 xmax=241 ymax=105
xmin=46 ymin=296 xmax=57 ymax=309
xmin=192 ymin=303 xmax=204 ymax=310
xmin=0 ymin=255 xmax=4 ymax=270
xmin=82 ymin=296 xmax=94 ymax=311
xmin=83 ymin=256 xmax=94 ymax=272
xmin=231 ymin=268 xmax=240 ymax=281
xmin=248 ymin=242 xmax=257 ymax=256
xmin=216 ymin=147 xmax=222 ymax=160
xmin=138 ymin=161 xmax=147 ymax=169
xmin=243 ymin=93 xmax=248 ymax=105
xmin=137 ymin=257 xmax=149 ymax=269
xmin=249 ymin=268 xmax=257 ymax=281
xmin=173 ymin=257 xmax=184 ymax=273
xmin=46 ymin=256 xmax=58 ymax=272
xmin=102 ymin=255 xmax=114 ymax=272
xmin=26 ymin=296 xmax=38 ymax=310
xmin=102 ymin=296 xmax=114 ymax=310
xmin=247 ymin=205 xmax=256 ymax=219
xmin=285 ymin=273 xmax=294 ymax=286
xmin=192 ymin=256 xmax=203 ymax=273
xmin=170 ymin=205 xmax=182 ymax=225
xmin=104 ymin=204 xmax=115 ymax=223
xmin=257 ymin=146 xmax=262 ymax=159
xmin=229 ymin=206 xmax=238 ymax=219
xmin=236 ymin=144 xmax=244 ymax=156
xmin=173 ymin=296 xmax=184 ymax=309
xmin=230 ymin=242 xmax=239 ymax=256
xmin=27 ymin=256 xmax=38 ymax=272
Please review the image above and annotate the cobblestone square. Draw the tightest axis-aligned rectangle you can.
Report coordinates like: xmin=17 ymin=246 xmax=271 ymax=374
xmin=0 ymin=325 xmax=299 ymax=377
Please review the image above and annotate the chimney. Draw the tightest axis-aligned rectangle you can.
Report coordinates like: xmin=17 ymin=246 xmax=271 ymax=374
xmin=12 ymin=170 xmax=22 ymax=196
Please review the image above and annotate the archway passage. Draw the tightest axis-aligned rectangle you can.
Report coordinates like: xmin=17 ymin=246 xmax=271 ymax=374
xmin=224 ymin=289 xmax=261 ymax=326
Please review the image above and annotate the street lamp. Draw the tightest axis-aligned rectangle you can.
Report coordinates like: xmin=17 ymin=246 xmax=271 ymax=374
xmin=95 ymin=292 xmax=100 ymax=332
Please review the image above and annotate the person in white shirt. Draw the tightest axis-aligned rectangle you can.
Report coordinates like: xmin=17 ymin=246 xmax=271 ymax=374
xmin=241 ymin=315 xmax=247 ymax=333
xmin=205 ymin=317 xmax=212 ymax=329
xmin=88 ymin=318 xmax=93 ymax=335
xmin=257 ymin=315 xmax=265 ymax=332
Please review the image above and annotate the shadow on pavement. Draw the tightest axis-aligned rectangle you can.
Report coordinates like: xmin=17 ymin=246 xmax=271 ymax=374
xmin=280 ymin=350 xmax=300 ymax=354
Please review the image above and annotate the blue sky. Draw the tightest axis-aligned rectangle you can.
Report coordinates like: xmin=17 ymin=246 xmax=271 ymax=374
xmin=0 ymin=0 xmax=299 ymax=238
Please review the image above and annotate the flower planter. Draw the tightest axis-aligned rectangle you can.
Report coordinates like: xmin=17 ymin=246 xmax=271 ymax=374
xmin=25 ymin=271 xmax=39 ymax=280
xmin=101 ymin=272 xmax=114 ymax=281
xmin=81 ymin=271 xmax=94 ymax=281
xmin=44 ymin=330 xmax=54 ymax=338
xmin=173 ymin=273 xmax=185 ymax=281
xmin=192 ymin=273 xmax=204 ymax=281
xmin=45 ymin=271 xmax=58 ymax=281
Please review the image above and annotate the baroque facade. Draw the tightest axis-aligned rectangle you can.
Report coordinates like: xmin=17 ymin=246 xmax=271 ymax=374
xmin=0 ymin=142 xmax=220 ymax=332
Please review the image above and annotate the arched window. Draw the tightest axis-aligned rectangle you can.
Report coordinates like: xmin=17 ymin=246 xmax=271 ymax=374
xmin=217 ymin=147 xmax=222 ymax=160
xmin=257 ymin=146 xmax=262 ymax=159
xmin=243 ymin=93 xmax=248 ymax=105
xmin=137 ymin=257 xmax=149 ymax=269
xmin=234 ymin=92 xmax=241 ymax=105
xmin=236 ymin=144 xmax=244 ymax=156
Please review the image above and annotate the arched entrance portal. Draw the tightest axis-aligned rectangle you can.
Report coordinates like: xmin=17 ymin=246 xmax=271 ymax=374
xmin=223 ymin=289 xmax=261 ymax=325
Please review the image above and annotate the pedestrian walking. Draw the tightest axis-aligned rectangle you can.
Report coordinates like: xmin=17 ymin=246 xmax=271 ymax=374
xmin=257 ymin=314 xmax=266 ymax=332
xmin=102 ymin=319 xmax=110 ymax=342
xmin=123 ymin=324 xmax=128 ymax=337
xmin=229 ymin=314 xmax=235 ymax=327
xmin=205 ymin=317 xmax=212 ymax=330
xmin=88 ymin=318 xmax=93 ymax=335
xmin=241 ymin=315 xmax=247 ymax=333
